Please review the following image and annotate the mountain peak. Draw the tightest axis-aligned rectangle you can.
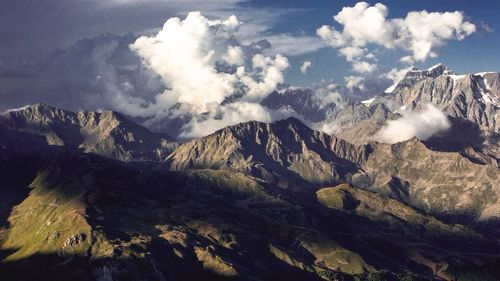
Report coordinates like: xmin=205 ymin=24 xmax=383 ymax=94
xmin=2 ymin=103 xmax=55 ymax=115
xmin=27 ymin=103 xmax=63 ymax=112
xmin=275 ymin=116 xmax=309 ymax=128
xmin=221 ymin=116 xmax=313 ymax=140
xmin=426 ymin=63 xmax=445 ymax=71
xmin=168 ymin=117 xmax=367 ymax=188
xmin=386 ymin=63 xmax=454 ymax=92
xmin=425 ymin=63 xmax=454 ymax=76
xmin=1 ymin=104 xmax=177 ymax=161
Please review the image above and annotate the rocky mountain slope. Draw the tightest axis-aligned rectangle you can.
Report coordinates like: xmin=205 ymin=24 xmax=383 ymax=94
xmin=1 ymin=64 xmax=500 ymax=280
xmin=382 ymin=64 xmax=499 ymax=133
xmin=1 ymin=151 xmax=499 ymax=281
xmin=167 ymin=117 xmax=499 ymax=222
xmin=262 ymin=65 xmax=499 ymax=156
xmin=4 ymin=103 xmax=494 ymax=222
xmin=167 ymin=117 xmax=369 ymax=189
xmin=357 ymin=65 xmax=498 ymax=139
xmin=0 ymin=103 xmax=177 ymax=161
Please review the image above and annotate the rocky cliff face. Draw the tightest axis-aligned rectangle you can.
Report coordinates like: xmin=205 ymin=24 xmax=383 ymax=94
xmin=167 ymin=117 xmax=499 ymax=221
xmin=361 ymin=139 xmax=499 ymax=221
xmin=315 ymin=65 xmax=500 ymax=164
xmin=0 ymin=103 xmax=177 ymax=161
xmin=385 ymin=63 xmax=454 ymax=92
xmin=262 ymin=88 xmax=338 ymax=122
xmin=167 ymin=117 xmax=370 ymax=188
xmin=384 ymin=70 xmax=499 ymax=133
xmin=2 ymin=102 xmax=498 ymax=221
xmin=1 ymin=65 xmax=499 ymax=279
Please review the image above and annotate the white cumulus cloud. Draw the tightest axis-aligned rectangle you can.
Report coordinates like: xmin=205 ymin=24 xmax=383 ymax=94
xmin=237 ymin=53 xmax=289 ymax=103
xmin=317 ymin=2 xmax=476 ymax=68
xmin=130 ymin=12 xmax=239 ymax=114
xmin=223 ymin=45 xmax=245 ymax=65
xmin=400 ymin=10 xmax=476 ymax=61
xmin=352 ymin=60 xmax=376 ymax=73
xmin=344 ymin=76 xmax=364 ymax=90
xmin=373 ymin=104 xmax=451 ymax=144
xmin=130 ymin=11 xmax=291 ymax=137
xmin=181 ymin=102 xmax=272 ymax=138
xmin=300 ymin=61 xmax=312 ymax=74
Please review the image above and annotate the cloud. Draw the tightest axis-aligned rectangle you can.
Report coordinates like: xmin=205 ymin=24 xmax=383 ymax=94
xmin=237 ymin=53 xmax=289 ymax=103
xmin=180 ymin=102 xmax=273 ymax=138
xmin=128 ymin=11 xmax=291 ymax=137
xmin=223 ymin=45 xmax=245 ymax=65
xmin=42 ymin=33 xmax=164 ymax=116
xmin=130 ymin=12 xmax=240 ymax=114
xmin=311 ymin=71 xmax=392 ymax=102
xmin=0 ymin=12 xmax=293 ymax=138
xmin=300 ymin=61 xmax=312 ymax=74
xmin=373 ymin=104 xmax=451 ymax=144
xmin=400 ymin=10 xmax=476 ymax=61
xmin=479 ymin=21 xmax=494 ymax=33
xmin=0 ymin=0 xmax=248 ymax=61
xmin=317 ymin=3 xmax=395 ymax=49
xmin=316 ymin=120 xmax=340 ymax=135
xmin=352 ymin=60 xmax=376 ymax=73
xmin=310 ymin=83 xmax=346 ymax=108
xmin=344 ymin=76 xmax=364 ymax=90
xmin=263 ymin=34 xmax=327 ymax=56
xmin=339 ymin=46 xmax=367 ymax=62
xmin=317 ymin=2 xmax=476 ymax=68
xmin=382 ymin=66 xmax=413 ymax=83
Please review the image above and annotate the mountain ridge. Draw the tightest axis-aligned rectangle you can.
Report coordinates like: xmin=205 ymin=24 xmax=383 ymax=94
xmin=2 ymin=102 xmax=497 ymax=221
xmin=1 ymin=65 xmax=500 ymax=280
xmin=0 ymin=103 xmax=178 ymax=161
xmin=1 ymin=150 xmax=498 ymax=281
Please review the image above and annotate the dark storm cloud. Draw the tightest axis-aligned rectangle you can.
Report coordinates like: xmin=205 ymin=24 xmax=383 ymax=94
xmin=0 ymin=33 xmax=165 ymax=113
xmin=0 ymin=59 xmax=40 ymax=78
xmin=0 ymin=0 xmax=246 ymax=111
xmin=0 ymin=0 xmax=244 ymax=59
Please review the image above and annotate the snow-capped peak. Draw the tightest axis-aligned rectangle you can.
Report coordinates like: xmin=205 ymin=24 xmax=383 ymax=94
xmin=384 ymin=83 xmax=398 ymax=94
xmin=2 ymin=104 xmax=32 ymax=115
xmin=474 ymin=72 xmax=495 ymax=77
xmin=361 ymin=97 xmax=376 ymax=106
xmin=427 ymin=63 xmax=444 ymax=71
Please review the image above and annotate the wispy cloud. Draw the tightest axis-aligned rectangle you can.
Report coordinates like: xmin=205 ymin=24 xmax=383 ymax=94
xmin=263 ymin=34 xmax=327 ymax=56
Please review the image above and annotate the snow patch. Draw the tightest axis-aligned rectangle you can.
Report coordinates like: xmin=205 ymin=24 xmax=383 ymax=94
xmin=384 ymin=83 xmax=398 ymax=94
xmin=481 ymin=92 xmax=493 ymax=104
xmin=476 ymin=76 xmax=499 ymax=107
xmin=361 ymin=98 xmax=375 ymax=106
xmin=484 ymin=78 xmax=491 ymax=91
xmin=427 ymin=63 xmax=443 ymax=71
xmin=477 ymin=78 xmax=494 ymax=105
xmin=475 ymin=72 xmax=495 ymax=77
xmin=447 ymin=74 xmax=466 ymax=82
xmin=2 ymin=104 xmax=32 ymax=115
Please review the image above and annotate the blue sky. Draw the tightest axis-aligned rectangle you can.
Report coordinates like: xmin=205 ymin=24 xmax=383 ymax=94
xmin=238 ymin=0 xmax=500 ymax=86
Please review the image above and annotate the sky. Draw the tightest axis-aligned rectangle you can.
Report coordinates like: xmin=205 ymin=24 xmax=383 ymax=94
xmin=0 ymin=0 xmax=498 ymax=136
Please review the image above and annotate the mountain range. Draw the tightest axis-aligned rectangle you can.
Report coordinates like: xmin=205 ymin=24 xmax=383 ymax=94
xmin=0 ymin=64 xmax=499 ymax=281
